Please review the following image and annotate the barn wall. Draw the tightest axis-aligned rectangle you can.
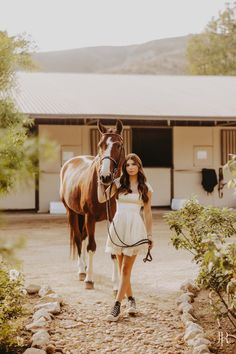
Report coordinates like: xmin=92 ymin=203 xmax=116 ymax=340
xmin=144 ymin=168 xmax=171 ymax=206
xmin=2 ymin=124 xmax=236 ymax=211
xmin=38 ymin=124 xmax=169 ymax=212
xmin=0 ymin=182 xmax=35 ymax=210
xmin=38 ymin=125 xmax=91 ymax=212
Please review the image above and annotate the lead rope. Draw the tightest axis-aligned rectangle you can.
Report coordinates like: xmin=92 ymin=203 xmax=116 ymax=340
xmin=104 ymin=182 xmax=152 ymax=263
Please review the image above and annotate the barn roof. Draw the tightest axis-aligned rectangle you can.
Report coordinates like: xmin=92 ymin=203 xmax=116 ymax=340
xmin=10 ymin=72 xmax=236 ymax=122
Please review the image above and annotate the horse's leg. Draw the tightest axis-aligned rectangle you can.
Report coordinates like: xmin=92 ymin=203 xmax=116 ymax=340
xmin=78 ymin=237 xmax=87 ymax=281
xmin=77 ymin=215 xmax=87 ymax=281
xmin=67 ymin=208 xmax=82 ymax=257
xmin=111 ymin=254 xmax=119 ymax=297
xmin=84 ymin=214 xmax=96 ymax=289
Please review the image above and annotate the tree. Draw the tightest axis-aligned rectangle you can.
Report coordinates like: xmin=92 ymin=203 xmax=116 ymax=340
xmin=187 ymin=2 xmax=236 ymax=75
xmin=0 ymin=32 xmax=56 ymax=352
xmin=0 ymin=31 xmax=35 ymax=193
xmin=0 ymin=31 xmax=55 ymax=194
xmin=0 ymin=31 xmax=34 ymax=90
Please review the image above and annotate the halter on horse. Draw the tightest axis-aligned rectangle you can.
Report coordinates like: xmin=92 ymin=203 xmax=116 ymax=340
xmin=60 ymin=120 xmax=125 ymax=290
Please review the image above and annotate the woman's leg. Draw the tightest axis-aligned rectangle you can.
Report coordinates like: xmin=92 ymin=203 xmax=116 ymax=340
xmin=116 ymin=254 xmax=133 ymax=298
xmin=116 ymin=254 xmax=123 ymax=272
xmin=116 ymin=255 xmax=136 ymax=303
xmin=107 ymin=254 xmax=137 ymax=321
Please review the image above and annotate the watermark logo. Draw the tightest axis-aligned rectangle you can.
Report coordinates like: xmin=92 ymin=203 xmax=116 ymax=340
xmin=218 ymin=331 xmax=229 ymax=348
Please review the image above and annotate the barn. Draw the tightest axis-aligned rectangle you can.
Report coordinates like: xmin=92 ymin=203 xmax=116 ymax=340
xmin=1 ymin=72 xmax=236 ymax=212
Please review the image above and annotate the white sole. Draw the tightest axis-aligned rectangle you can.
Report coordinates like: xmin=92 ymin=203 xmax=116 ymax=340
xmin=106 ymin=314 xmax=120 ymax=322
xmin=127 ymin=307 xmax=138 ymax=315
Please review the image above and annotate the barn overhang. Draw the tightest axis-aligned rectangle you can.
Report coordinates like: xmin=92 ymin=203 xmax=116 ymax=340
xmin=31 ymin=113 xmax=236 ymax=127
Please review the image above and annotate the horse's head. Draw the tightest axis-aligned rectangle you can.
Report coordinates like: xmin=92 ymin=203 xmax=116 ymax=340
xmin=97 ymin=120 xmax=125 ymax=186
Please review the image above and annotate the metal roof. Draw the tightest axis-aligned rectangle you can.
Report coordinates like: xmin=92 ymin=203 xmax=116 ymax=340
xmin=10 ymin=72 xmax=236 ymax=121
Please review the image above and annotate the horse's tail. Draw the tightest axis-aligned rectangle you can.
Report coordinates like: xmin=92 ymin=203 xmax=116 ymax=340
xmin=67 ymin=208 xmax=85 ymax=258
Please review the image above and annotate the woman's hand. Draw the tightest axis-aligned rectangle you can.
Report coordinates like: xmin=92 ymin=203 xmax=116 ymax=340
xmin=97 ymin=179 xmax=117 ymax=203
xmin=147 ymin=236 xmax=154 ymax=250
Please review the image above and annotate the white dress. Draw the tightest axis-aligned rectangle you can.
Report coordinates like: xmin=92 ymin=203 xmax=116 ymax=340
xmin=105 ymin=180 xmax=153 ymax=256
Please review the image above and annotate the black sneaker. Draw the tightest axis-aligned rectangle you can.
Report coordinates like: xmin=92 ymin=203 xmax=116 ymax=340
xmin=106 ymin=301 xmax=121 ymax=322
xmin=127 ymin=296 xmax=137 ymax=315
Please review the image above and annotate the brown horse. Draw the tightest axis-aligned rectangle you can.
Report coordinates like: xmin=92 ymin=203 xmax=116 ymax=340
xmin=60 ymin=120 xmax=124 ymax=289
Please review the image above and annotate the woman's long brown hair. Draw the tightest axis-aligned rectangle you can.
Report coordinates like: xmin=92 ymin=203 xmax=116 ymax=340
xmin=117 ymin=153 xmax=149 ymax=203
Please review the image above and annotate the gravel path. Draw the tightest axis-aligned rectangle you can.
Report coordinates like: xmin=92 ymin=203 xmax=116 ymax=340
xmin=49 ymin=301 xmax=185 ymax=354
xmin=2 ymin=211 xmax=198 ymax=353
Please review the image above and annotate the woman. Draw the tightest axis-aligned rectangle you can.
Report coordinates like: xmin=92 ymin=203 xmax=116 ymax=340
xmin=98 ymin=153 xmax=153 ymax=322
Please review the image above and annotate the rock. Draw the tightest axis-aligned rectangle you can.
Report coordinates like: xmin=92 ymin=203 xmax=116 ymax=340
xmin=46 ymin=344 xmax=56 ymax=354
xmin=181 ymin=312 xmax=197 ymax=325
xmin=186 ymin=322 xmax=204 ymax=333
xmin=176 ymin=293 xmax=192 ymax=306
xmin=39 ymin=294 xmax=64 ymax=305
xmin=187 ymin=337 xmax=211 ymax=347
xmin=103 ymin=336 xmax=113 ymax=343
xmin=178 ymin=302 xmax=194 ymax=315
xmin=26 ymin=317 xmax=48 ymax=332
xmin=61 ymin=319 xmax=82 ymax=329
xmin=180 ymin=280 xmax=200 ymax=295
xmin=185 ymin=291 xmax=196 ymax=299
xmin=23 ymin=349 xmax=47 ymax=354
xmin=38 ymin=286 xmax=54 ymax=297
xmin=184 ymin=328 xmax=204 ymax=341
xmin=143 ymin=340 xmax=150 ymax=345
xmin=174 ymin=333 xmax=184 ymax=341
xmin=192 ymin=344 xmax=210 ymax=353
xmin=26 ymin=284 xmax=41 ymax=295
xmin=34 ymin=302 xmax=61 ymax=315
xmin=33 ymin=309 xmax=53 ymax=321
xmin=31 ymin=329 xmax=50 ymax=348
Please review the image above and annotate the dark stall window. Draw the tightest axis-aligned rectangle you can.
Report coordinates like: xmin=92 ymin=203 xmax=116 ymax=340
xmin=132 ymin=128 xmax=172 ymax=167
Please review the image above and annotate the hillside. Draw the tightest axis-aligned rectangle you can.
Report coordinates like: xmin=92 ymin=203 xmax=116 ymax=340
xmin=32 ymin=35 xmax=190 ymax=75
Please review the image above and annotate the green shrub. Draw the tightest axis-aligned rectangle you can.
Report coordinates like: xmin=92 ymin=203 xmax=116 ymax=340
xmin=164 ymin=198 xmax=236 ymax=328
xmin=0 ymin=265 xmax=27 ymax=353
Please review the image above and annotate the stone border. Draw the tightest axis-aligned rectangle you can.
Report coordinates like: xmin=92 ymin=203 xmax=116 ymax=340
xmin=24 ymin=280 xmax=213 ymax=354
xmin=23 ymin=284 xmax=63 ymax=354
xmin=177 ymin=279 xmax=212 ymax=354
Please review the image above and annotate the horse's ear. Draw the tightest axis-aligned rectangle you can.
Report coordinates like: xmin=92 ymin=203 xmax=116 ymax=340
xmin=116 ymin=120 xmax=123 ymax=135
xmin=98 ymin=120 xmax=107 ymax=134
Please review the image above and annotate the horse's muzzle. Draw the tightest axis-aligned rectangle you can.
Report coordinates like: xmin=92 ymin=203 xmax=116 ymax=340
xmin=100 ymin=174 xmax=112 ymax=186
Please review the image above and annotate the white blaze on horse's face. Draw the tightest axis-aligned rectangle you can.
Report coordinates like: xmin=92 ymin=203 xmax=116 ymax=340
xmin=100 ymin=137 xmax=113 ymax=179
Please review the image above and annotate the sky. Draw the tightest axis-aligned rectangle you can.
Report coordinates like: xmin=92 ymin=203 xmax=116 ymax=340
xmin=0 ymin=0 xmax=231 ymax=52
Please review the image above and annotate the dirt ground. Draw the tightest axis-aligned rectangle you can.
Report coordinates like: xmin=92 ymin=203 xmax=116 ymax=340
xmin=193 ymin=290 xmax=236 ymax=354
xmin=1 ymin=210 xmax=200 ymax=353
xmin=2 ymin=210 xmax=198 ymax=300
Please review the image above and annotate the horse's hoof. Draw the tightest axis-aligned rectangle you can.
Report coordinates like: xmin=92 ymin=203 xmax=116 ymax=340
xmin=78 ymin=273 xmax=86 ymax=281
xmin=85 ymin=281 xmax=94 ymax=290
xmin=113 ymin=289 xmax=118 ymax=298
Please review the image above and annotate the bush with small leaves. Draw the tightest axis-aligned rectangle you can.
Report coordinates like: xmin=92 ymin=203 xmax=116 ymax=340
xmin=164 ymin=198 xmax=236 ymax=329
xmin=0 ymin=265 xmax=27 ymax=353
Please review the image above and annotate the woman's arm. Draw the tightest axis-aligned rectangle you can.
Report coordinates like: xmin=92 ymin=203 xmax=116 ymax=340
xmin=97 ymin=180 xmax=118 ymax=203
xmin=143 ymin=191 xmax=153 ymax=247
